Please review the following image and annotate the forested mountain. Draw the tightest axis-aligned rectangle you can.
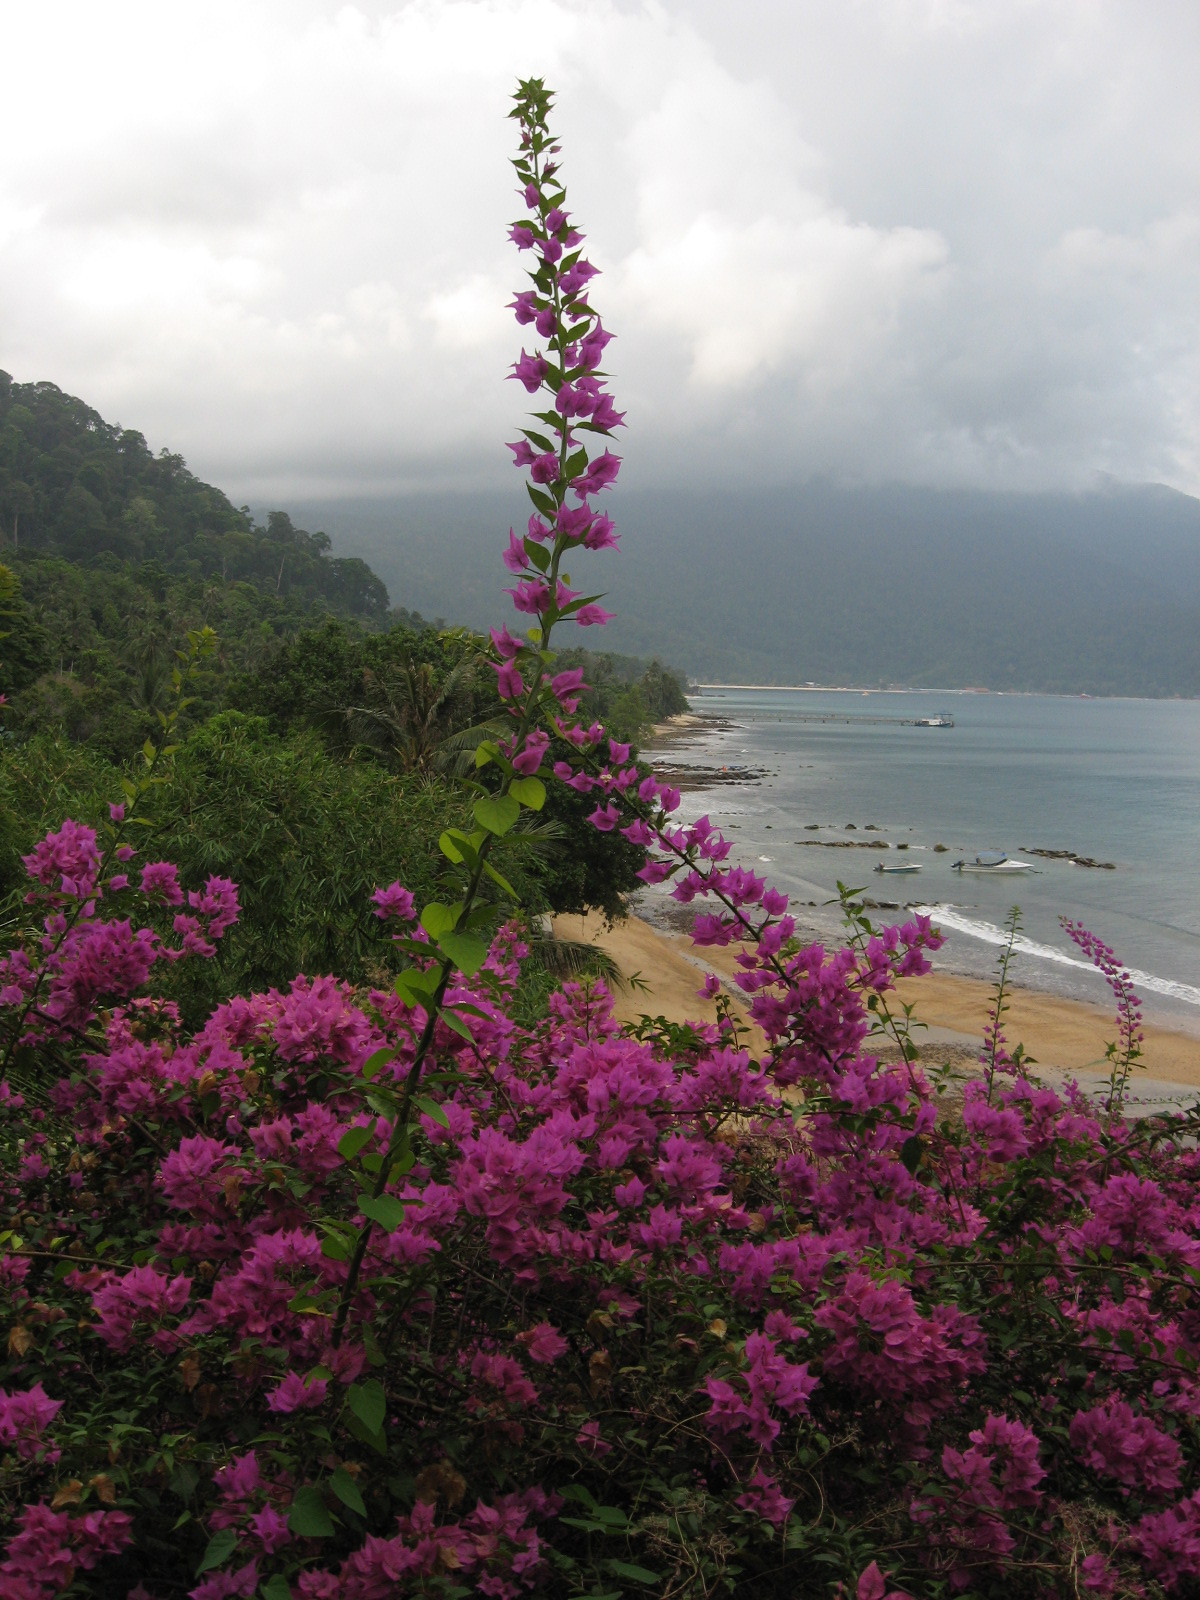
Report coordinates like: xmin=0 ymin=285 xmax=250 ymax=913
xmin=297 ymin=481 xmax=1200 ymax=696
xmin=0 ymin=371 xmax=389 ymax=620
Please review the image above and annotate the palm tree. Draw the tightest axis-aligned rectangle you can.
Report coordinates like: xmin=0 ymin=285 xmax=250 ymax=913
xmin=342 ymin=647 xmax=501 ymax=775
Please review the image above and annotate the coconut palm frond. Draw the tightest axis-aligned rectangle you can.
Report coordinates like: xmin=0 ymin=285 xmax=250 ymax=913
xmin=507 ymin=816 xmax=571 ymax=857
xmin=527 ymin=930 xmax=627 ymax=989
xmin=435 ymin=717 xmax=511 ymax=777
xmin=334 ymin=646 xmax=499 ymax=774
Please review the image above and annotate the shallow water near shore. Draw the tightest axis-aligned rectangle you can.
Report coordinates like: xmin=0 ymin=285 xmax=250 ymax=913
xmin=643 ymin=687 xmax=1200 ymax=1034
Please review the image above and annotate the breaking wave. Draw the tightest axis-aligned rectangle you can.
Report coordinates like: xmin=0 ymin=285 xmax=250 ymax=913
xmin=917 ymin=904 xmax=1200 ymax=1011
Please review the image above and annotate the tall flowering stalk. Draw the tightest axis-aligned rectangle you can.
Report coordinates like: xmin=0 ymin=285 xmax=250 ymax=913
xmin=1062 ymin=917 xmax=1145 ymax=1118
xmin=327 ymin=78 xmax=635 ymax=1341
xmin=980 ymin=906 xmax=1028 ymax=1104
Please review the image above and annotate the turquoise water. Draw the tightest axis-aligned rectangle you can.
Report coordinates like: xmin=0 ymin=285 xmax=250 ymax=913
xmin=650 ymin=689 xmax=1200 ymax=1033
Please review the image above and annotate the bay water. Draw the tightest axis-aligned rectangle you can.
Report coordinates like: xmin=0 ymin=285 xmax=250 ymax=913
xmin=645 ymin=688 xmax=1200 ymax=1035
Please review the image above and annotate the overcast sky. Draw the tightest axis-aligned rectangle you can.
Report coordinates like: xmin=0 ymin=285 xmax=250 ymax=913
xmin=3 ymin=0 xmax=1197 ymax=501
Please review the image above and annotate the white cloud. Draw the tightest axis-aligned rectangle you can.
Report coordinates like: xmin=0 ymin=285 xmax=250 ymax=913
xmin=0 ymin=0 xmax=1196 ymax=498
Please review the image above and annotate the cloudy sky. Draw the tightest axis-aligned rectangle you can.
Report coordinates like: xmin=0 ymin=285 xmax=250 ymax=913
xmin=2 ymin=0 xmax=1197 ymax=500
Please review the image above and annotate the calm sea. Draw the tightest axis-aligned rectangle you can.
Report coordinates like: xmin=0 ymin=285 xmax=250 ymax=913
xmin=645 ymin=688 xmax=1200 ymax=1035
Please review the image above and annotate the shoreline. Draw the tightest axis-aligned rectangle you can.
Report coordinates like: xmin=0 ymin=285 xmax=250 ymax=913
xmin=690 ymin=685 xmax=1200 ymax=702
xmin=554 ymin=908 xmax=1200 ymax=1100
xmin=646 ymin=710 xmax=728 ymax=744
xmin=641 ymin=699 xmax=1200 ymax=1043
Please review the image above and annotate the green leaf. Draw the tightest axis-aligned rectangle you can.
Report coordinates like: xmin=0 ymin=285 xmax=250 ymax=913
xmin=415 ymin=1095 xmax=450 ymax=1128
xmin=361 ymin=1048 xmax=393 ymax=1082
xmin=509 ymin=776 xmax=546 ymax=812
xmin=358 ymin=1194 xmax=407 ymax=1231
xmin=438 ymin=929 xmax=488 ymax=977
xmin=558 ymin=590 xmax=604 ymax=618
xmin=439 ymin=1009 xmax=477 ymax=1043
xmin=394 ymin=968 xmax=438 ymax=1007
xmin=606 ymin=1560 xmax=661 ymax=1583
xmin=365 ymin=1086 xmax=400 ymax=1118
xmin=261 ymin=1577 xmax=293 ymax=1600
xmin=899 ymin=1135 xmax=924 ymax=1175
xmin=169 ymin=1462 xmax=200 ymax=1501
xmin=316 ymin=1220 xmax=358 ymax=1263
xmin=560 ymin=1483 xmax=598 ymax=1507
xmin=464 ymin=902 xmax=502 ymax=932
xmin=348 ymin=1379 xmax=386 ymax=1434
xmin=474 ymin=794 xmax=520 ymax=837
xmin=444 ymin=1006 xmax=490 ymax=1031
xmin=346 ymin=1417 xmax=386 ymax=1456
xmin=287 ymin=1292 xmax=330 ymax=1314
xmin=337 ymin=1122 xmax=375 ymax=1160
xmin=439 ymin=830 xmax=480 ymax=869
xmin=196 ymin=1527 xmax=238 ymax=1574
xmin=482 ymin=861 xmax=520 ymax=900
xmin=475 ymin=740 xmax=500 ymax=770
xmin=526 ymin=483 xmax=557 ymax=517
xmin=288 ymin=1485 xmax=335 ymax=1539
xmin=329 ymin=1468 xmax=367 ymax=1517
xmin=420 ymin=901 xmax=460 ymax=939
xmin=592 ymin=1506 xmax=629 ymax=1527
xmin=524 ymin=537 xmax=551 ymax=572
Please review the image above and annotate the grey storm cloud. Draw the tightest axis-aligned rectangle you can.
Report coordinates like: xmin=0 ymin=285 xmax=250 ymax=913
xmin=1 ymin=0 xmax=1196 ymax=499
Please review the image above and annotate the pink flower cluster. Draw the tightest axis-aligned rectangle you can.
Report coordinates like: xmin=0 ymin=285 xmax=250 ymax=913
xmin=1 ymin=820 xmax=238 ymax=1045
xmin=705 ymin=1332 xmax=817 ymax=1448
xmin=0 ymin=1504 xmax=132 ymax=1599
xmin=0 ymin=1383 xmax=62 ymax=1461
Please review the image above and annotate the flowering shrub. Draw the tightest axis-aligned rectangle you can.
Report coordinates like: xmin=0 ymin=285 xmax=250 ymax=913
xmin=4 ymin=77 xmax=1200 ymax=1600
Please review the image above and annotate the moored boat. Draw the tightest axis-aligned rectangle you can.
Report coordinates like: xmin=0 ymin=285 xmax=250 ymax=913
xmin=951 ymin=851 xmax=1032 ymax=874
xmin=874 ymin=862 xmax=923 ymax=874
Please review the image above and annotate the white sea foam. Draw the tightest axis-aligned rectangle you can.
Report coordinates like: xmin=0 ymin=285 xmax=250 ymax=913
xmin=918 ymin=905 xmax=1200 ymax=1010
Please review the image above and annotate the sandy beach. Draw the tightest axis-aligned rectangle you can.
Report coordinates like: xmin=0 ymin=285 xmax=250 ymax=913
xmin=553 ymin=908 xmax=1200 ymax=1110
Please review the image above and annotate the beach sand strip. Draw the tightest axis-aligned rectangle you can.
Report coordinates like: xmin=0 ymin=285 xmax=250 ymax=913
xmin=552 ymin=910 xmax=1200 ymax=1110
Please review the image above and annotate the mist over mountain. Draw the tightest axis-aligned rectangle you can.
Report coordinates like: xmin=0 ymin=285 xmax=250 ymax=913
xmin=286 ymin=482 xmax=1200 ymax=697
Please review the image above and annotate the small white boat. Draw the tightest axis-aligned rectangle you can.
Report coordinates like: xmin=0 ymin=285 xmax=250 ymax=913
xmin=875 ymin=861 xmax=922 ymax=875
xmin=915 ymin=713 xmax=955 ymax=728
xmin=951 ymin=851 xmax=1032 ymax=874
